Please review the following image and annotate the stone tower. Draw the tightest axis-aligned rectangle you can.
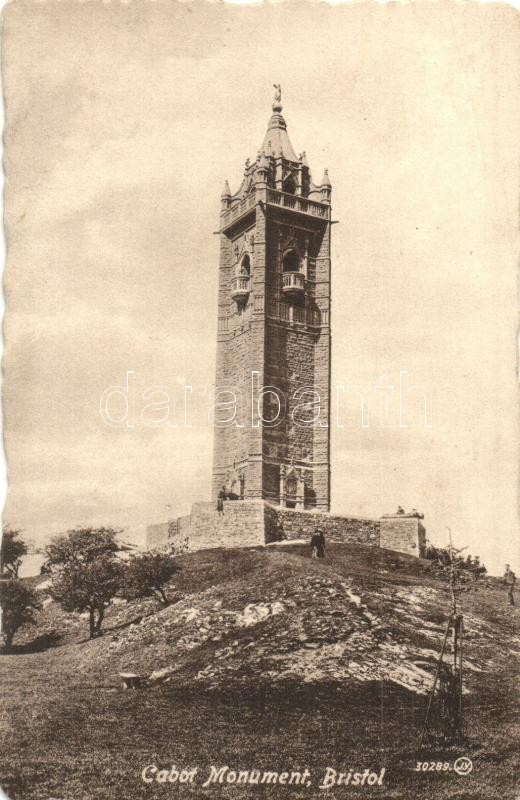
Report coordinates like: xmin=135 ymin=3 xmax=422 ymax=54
xmin=211 ymin=87 xmax=332 ymax=511
xmin=147 ymin=87 xmax=426 ymax=555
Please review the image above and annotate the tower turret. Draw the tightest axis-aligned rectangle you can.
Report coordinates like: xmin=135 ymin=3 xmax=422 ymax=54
xmin=320 ymin=169 xmax=332 ymax=204
xmin=220 ymin=180 xmax=231 ymax=210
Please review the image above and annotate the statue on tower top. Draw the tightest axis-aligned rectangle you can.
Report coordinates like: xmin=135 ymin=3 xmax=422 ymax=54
xmin=272 ymin=83 xmax=282 ymax=111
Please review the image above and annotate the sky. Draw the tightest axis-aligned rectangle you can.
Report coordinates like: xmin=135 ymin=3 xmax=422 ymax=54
xmin=2 ymin=0 xmax=519 ymax=574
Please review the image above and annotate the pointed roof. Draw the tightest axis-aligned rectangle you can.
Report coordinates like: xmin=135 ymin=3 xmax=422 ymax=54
xmin=221 ymin=179 xmax=231 ymax=198
xmin=321 ymin=169 xmax=331 ymax=187
xmin=260 ymin=86 xmax=298 ymax=162
xmin=260 ymin=113 xmax=298 ymax=162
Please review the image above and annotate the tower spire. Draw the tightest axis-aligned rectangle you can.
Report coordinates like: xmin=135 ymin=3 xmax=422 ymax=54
xmin=261 ymin=84 xmax=297 ymax=162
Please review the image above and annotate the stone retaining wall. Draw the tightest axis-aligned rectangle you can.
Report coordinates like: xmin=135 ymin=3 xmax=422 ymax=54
xmin=147 ymin=500 xmax=381 ymax=551
xmin=271 ymin=507 xmax=380 ymax=545
xmin=153 ymin=500 xmax=267 ymax=551
xmin=379 ymin=514 xmax=426 ymax=558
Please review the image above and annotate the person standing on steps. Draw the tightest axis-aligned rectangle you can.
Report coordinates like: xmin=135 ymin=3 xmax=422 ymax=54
xmin=310 ymin=529 xmax=326 ymax=559
xmin=504 ymin=564 xmax=516 ymax=606
xmin=216 ymin=486 xmax=226 ymax=516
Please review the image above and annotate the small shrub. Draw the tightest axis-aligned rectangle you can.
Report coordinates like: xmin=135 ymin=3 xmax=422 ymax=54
xmin=122 ymin=552 xmax=180 ymax=606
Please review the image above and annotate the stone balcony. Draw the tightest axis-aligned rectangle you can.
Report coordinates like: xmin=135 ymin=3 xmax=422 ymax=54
xmin=266 ymin=189 xmax=330 ymax=220
xmin=282 ymin=271 xmax=305 ymax=296
xmin=221 ymin=188 xmax=330 ymax=234
xmin=231 ymin=275 xmax=251 ymax=302
xmin=221 ymin=192 xmax=256 ymax=231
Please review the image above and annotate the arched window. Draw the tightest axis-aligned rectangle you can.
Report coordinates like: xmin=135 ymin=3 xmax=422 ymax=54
xmin=286 ymin=475 xmax=297 ymax=495
xmin=282 ymin=250 xmax=300 ymax=273
xmin=285 ymin=471 xmax=298 ymax=510
xmin=283 ymin=175 xmax=296 ymax=194
xmin=240 ymin=254 xmax=251 ymax=276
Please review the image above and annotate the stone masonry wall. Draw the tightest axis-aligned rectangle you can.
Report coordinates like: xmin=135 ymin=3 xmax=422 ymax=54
xmin=148 ymin=500 xmax=380 ymax=551
xmin=147 ymin=503 xmax=425 ymax=558
xmin=379 ymin=515 xmax=426 ymax=558
xmin=212 ymin=219 xmax=264 ymax=502
xmin=263 ymin=215 xmax=330 ymax=510
xmin=165 ymin=501 xmax=267 ymax=552
xmin=270 ymin=506 xmax=380 ymax=546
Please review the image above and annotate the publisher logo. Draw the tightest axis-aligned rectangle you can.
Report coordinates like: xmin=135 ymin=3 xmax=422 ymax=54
xmin=453 ymin=757 xmax=473 ymax=776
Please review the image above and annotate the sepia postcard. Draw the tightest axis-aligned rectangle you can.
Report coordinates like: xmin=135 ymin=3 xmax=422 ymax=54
xmin=0 ymin=2 xmax=519 ymax=799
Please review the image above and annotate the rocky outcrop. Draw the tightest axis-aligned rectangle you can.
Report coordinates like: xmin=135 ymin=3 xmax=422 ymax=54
xmin=102 ymin=547 xmax=495 ymax=698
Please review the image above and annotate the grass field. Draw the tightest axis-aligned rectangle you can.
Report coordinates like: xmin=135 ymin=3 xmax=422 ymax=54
xmin=0 ymin=544 xmax=518 ymax=800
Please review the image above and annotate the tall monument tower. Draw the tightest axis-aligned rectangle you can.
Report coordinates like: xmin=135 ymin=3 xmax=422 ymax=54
xmin=148 ymin=87 xmax=426 ymax=557
xmin=212 ymin=87 xmax=332 ymax=511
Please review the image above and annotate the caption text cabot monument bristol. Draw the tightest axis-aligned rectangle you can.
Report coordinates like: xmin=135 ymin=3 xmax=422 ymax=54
xmin=147 ymin=87 xmax=426 ymax=558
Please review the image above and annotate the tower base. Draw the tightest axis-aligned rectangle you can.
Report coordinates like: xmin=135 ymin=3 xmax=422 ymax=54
xmin=146 ymin=501 xmax=426 ymax=557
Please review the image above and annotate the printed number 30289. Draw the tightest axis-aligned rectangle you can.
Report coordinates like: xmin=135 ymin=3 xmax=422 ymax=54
xmin=415 ymin=762 xmax=451 ymax=772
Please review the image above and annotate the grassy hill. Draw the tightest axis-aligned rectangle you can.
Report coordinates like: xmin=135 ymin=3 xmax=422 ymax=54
xmin=0 ymin=543 xmax=518 ymax=800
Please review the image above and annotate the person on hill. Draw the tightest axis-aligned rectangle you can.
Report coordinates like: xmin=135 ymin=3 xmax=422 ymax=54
xmin=504 ymin=564 xmax=516 ymax=606
xmin=216 ymin=487 xmax=226 ymax=516
xmin=310 ymin=530 xmax=326 ymax=559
